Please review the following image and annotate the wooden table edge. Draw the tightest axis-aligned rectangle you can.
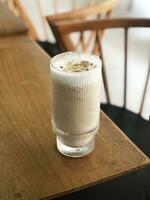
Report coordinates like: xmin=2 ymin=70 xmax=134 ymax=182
xmin=39 ymin=158 xmax=150 ymax=200
xmin=101 ymin=111 xmax=150 ymax=160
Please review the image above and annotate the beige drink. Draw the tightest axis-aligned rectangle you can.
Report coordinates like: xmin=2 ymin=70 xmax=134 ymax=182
xmin=50 ymin=52 xmax=102 ymax=157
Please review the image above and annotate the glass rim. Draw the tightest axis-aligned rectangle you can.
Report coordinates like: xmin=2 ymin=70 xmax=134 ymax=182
xmin=50 ymin=51 xmax=102 ymax=76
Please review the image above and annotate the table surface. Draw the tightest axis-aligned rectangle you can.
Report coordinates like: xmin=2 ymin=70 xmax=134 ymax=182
xmin=0 ymin=34 xmax=149 ymax=200
xmin=0 ymin=2 xmax=27 ymax=37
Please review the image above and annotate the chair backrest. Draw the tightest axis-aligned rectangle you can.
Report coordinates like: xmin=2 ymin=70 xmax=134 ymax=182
xmin=6 ymin=0 xmax=39 ymax=39
xmin=6 ymin=0 xmax=106 ymax=40
xmin=47 ymin=0 xmax=118 ymax=22
xmin=47 ymin=0 xmax=118 ymax=55
xmin=0 ymin=1 xmax=27 ymax=37
xmin=51 ymin=18 xmax=150 ymax=118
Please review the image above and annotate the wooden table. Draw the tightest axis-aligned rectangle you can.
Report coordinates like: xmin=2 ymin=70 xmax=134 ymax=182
xmin=0 ymin=33 xmax=149 ymax=200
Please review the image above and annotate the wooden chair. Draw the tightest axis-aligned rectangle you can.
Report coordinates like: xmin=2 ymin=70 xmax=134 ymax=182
xmin=6 ymin=0 xmax=41 ymax=39
xmin=0 ymin=1 xmax=27 ymax=37
xmin=46 ymin=0 xmax=118 ymax=54
xmin=51 ymin=18 xmax=150 ymax=200
xmin=7 ymin=0 xmax=100 ymax=40
xmin=6 ymin=0 xmax=118 ymax=56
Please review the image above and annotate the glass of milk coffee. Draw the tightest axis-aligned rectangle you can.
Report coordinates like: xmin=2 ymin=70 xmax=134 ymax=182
xmin=50 ymin=52 xmax=102 ymax=157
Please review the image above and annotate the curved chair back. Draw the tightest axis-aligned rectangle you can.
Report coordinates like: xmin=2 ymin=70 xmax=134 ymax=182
xmin=47 ymin=0 xmax=118 ymax=51
xmin=51 ymin=18 xmax=150 ymax=118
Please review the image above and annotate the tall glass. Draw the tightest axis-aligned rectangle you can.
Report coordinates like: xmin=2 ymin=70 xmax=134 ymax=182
xmin=50 ymin=52 xmax=102 ymax=157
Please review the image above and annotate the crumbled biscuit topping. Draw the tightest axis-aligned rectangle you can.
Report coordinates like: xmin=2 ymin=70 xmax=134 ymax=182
xmin=59 ymin=60 xmax=96 ymax=72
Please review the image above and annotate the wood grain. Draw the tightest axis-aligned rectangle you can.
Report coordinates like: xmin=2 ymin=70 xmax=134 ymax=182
xmin=0 ymin=2 xmax=27 ymax=37
xmin=54 ymin=18 xmax=150 ymax=34
xmin=0 ymin=35 xmax=149 ymax=200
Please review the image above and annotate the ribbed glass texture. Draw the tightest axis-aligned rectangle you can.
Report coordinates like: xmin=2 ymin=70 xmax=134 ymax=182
xmin=50 ymin=52 xmax=102 ymax=157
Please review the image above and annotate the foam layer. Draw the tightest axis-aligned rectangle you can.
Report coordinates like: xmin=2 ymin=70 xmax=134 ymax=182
xmin=50 ymin=52 xmax=102 ymax=87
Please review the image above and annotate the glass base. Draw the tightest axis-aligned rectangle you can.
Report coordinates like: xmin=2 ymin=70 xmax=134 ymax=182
xmin=56 ymin=136 xmax=95 ymax=158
